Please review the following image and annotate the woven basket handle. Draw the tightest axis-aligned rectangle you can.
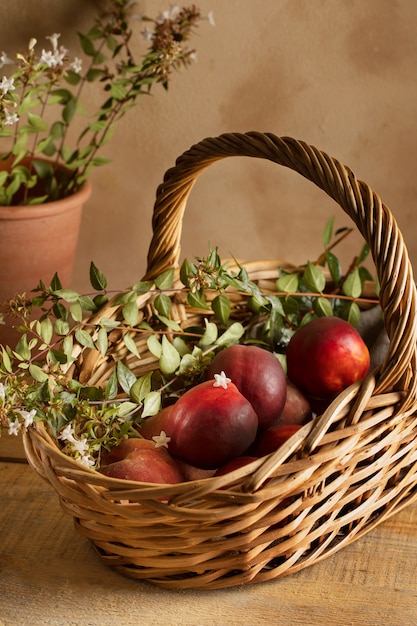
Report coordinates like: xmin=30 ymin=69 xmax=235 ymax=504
xmin=144 ymin=131 xmax=417 ymax=413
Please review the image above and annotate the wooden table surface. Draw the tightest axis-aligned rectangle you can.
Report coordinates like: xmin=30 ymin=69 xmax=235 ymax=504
xmin=1 ymin=435 xmax=417 ymax=626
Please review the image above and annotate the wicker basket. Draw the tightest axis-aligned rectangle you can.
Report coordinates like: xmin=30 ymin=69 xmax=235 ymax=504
xmin=23 ymin=132 xmax=417 ymax=590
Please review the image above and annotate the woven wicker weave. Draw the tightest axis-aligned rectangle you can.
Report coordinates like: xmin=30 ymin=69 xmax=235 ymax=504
xmin=23 ymin=132 xmax=417 ymax=590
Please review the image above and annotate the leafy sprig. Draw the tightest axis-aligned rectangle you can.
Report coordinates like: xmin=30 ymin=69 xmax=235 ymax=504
xmin=0 ymin=219 xmax=378 ymax=467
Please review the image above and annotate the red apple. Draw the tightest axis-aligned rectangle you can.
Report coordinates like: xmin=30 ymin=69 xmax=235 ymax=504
xmin=206 ymin=344 xmax=287 ymax=430
xmin=250 ymin=424 xmax=303 ymax=457
xmin=164 ymin=379 xmax=259 ymax=469
xmin=277 ymin=380 xmax=313 ymax=425
xmin=286 ymin=316 xmax=370 ymax=400
xmin=100 ymin=438 xmax=184 ymax=484
xmin=176 ymin=460 xmax=217 ymax=481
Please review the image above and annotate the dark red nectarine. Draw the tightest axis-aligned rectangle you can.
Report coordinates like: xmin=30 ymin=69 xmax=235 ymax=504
xmin=206 ymin=344 xmax=287 ymax=430
xmin=286 ymin=316 xmax=370 ymax=400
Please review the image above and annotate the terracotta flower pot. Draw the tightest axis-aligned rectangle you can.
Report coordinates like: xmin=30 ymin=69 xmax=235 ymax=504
xmin=0 ymin=180 xmax=92 ymax=347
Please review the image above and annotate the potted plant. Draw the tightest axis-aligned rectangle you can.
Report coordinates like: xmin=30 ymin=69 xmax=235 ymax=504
xmin=0 ymin=0 xmax=213 ymax=345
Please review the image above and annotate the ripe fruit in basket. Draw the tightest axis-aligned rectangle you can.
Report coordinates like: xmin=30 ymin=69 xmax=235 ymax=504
xmin=206 ymin=344 xmax=287 ymax=430
xmin=164 ymin=377 xmax=259 ymax=470
xmin=99 ymin=438 xmax=184 ymax=484
xmin=250 ymin=424 xmax=303 ymax=457
xmin=277 ymin=380 xmax=313 ymax=426
xmin=286 ymin=316 xmax=370 ymax=401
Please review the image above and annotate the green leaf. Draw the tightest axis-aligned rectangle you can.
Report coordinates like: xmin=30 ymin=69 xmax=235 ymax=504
xmin=342 ymin=268 xmax=362 ymax=299
xmin=62 ymin=97 xmax=77 ymax=124
xmin=276 ymin=273 xmax=299 ymax=294
xmin=322 ymin=216 xmax=334 ymax=248
xmin=116 ymin=401 xmax=139 ymax=418
xmin=154 ymin=268 xmax=174 ymax=290
xmin=78 ymin=32 xmax=96 ymax=56
xmin=39 ymin=318 xmax=53 ymax=345
xmin=53 ymin=288 xmax=80 ymax=303
xmin=29 ymin=363 xmax=49 ymax=383
xmin=146 ymin=335 xmax=162 ymax=359
xmin=187 ymin=290 xmax=209 ymax=310
xmin=123 ymin=333 xmax=140 ymax=359
xmin=1 ymin=346 xmax=12 ymax=373
xmin=212 ymin=293 xmax=231 ymax=325
xmin=15 ymin=334 xmax=31 ymax=361
xmin=154 ymin=293 xmax=172 ymax=318
xmin=142 ymin=391 xmax=162 ymax=418
xmin=303 ymin=262 xmax=326 ymax=293
xmin=325 ymin=250 xmax=341 ymax=284
xmin=69 ymin=302 xmax=83 ymax=323
xmin=54 ymin=318 xmax=70 ymax=336
xmin=215 ymin=322 xmax=245 ymax=346
xmin=155 ymin=315 xmax=182 ymax=332
xmin=356 ymin=243 xmax=370 ymax=265
xmin=180 ymin=258 xmax=196 ymax=287
xmin=96 ymin=327 xmax=108 ymax=358
xmin=105 ymin=368 xmax=118 ymax=400
xmin=313 ymin=296 xmax=334 ymax=317
xmin=75 ymin=329 xmax=96 ymax=350
xmin=199 ymin=319 xmax=218 ymax=347
xmin=339 ymin=301 xmax=361 ymax=326
xmin=122 ymin=300 xmax=139 ymax=327
xmin=130 ymin=372 xmax=152 ymax=404
xmin=89 ymin=262 xmax=108 ymax=290
xmin=27 ymin=112 xmax=48 ymax=131
xmin=116 ymin=360 xmax=137 ymax=394
xmin=160 ymin=335 xmax=181 ymax=376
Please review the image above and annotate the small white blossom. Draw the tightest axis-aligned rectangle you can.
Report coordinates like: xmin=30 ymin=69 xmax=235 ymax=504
xmin=213 ymin=371 xmax=231 ymax=389
xmin=46 ymin=33 xmax=61 ymax=52
xmin=206 ymin=12 xmax=215 ymax=27
xmin=4 ymin=111 xmax=19 ymax=126
xmin=28 ymin=38 xmax=37 ymax=51
xmin=152 ymin=430 xmax=171 ymax=449
xmin=141 ymin=26 xmax=154 ymax=42
xmin=0 ymin=52 xmax=13 ymax=68
xmin=71 ymin=437 xmax=90 ymax=455
xmin=70 ymin=57 xmax=82 ymax=74
xmin=0 ymin=382 xmax=5 ymax=400
xmin=18 ymin=409 xmax=36 ymax=428
xmin=76 ymin=453 xmax=95 ymax=468
xmin=0 ymin=76 xmax=15 ymax=94
xmin=58 ymin=423 xmax=76 ymax=443
xmin=158 ymin=6 xmax=181 ymax=22
xmin=7 ymin=418 xmax=21 ymax=436
xmin=40 ymin=45 xmax=67 ymax=68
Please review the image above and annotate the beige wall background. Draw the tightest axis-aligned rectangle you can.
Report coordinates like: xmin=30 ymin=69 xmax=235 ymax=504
xmin=2 ymin=0 xmax=417 ymax=292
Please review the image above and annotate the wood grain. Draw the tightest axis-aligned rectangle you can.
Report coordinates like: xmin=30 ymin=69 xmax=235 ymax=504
xmin=1 ymin=461 xmax=417 ymax=626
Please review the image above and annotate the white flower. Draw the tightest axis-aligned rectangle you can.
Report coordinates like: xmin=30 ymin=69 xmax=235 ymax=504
xmin=152 ymin=430 xmax=171 ymax=449
xmin=0 ymin=382 xmax=5 ymax=400
xmin=46 ymin=33 xmax=61 ymax=52
xmin=158 ymin=6 xmax=181 ymax=22
xmin=7 ymin=418 xmax=21 ymax=436
xmin=141 ymin=27 xmax=154 ymax=42
xmin=0 ymin=76 xmax=15 ymax=94
xmin=4 ymin=111 xmax=19 ymax=125
xmin=70 ymin=57 xmax=82 ymax=74
xmin=71 ymin=437 xmax=90 ymax=455
xmin=18 ymin=409 xmax=36 ymax=428
xmin=76 ymin=453 xmax=95 ymax=468
xmin=0 ymin=52 xmax=13 ymax=68
xmin=40 ymin=46 xmax=67 ymax=68
xmin=58 ymin=424 xmax=76 ymax=443
xmin=213 ymin=371 xmax=231 ymax=389
xmin=206 ymin=12 xmax=215 ymax=27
